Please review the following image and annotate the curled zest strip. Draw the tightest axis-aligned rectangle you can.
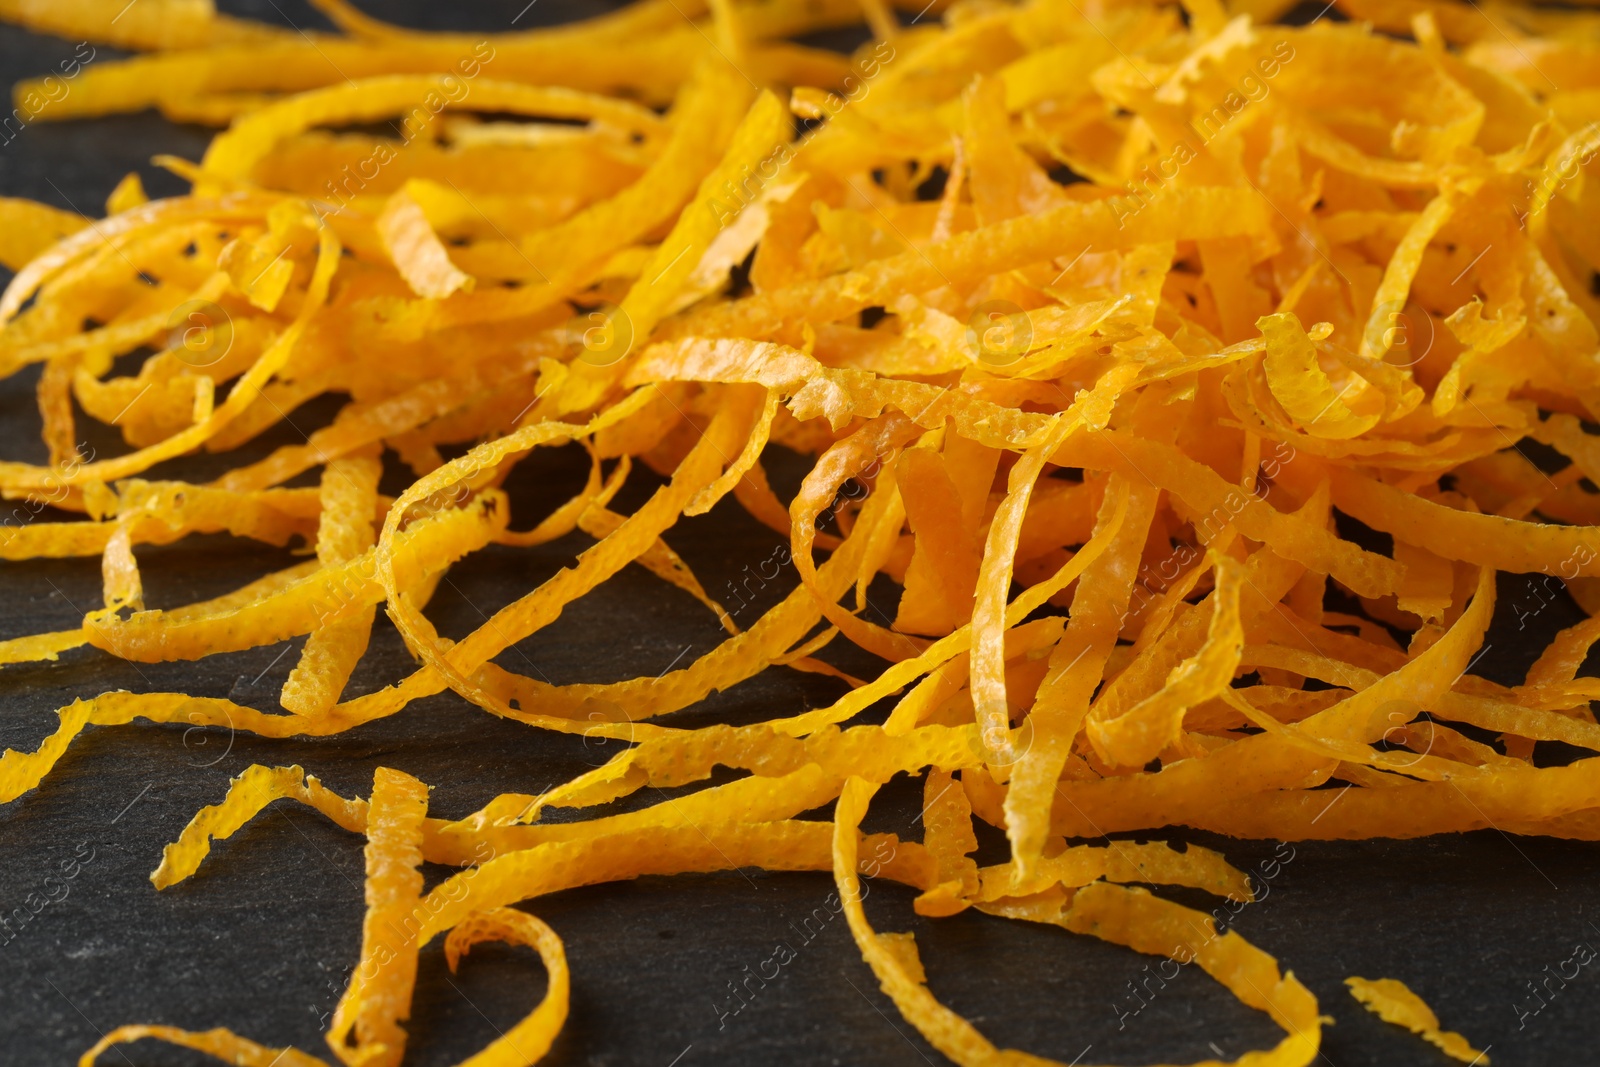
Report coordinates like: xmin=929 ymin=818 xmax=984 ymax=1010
xmin=445 ymin=908 xmax=571 ymax=1067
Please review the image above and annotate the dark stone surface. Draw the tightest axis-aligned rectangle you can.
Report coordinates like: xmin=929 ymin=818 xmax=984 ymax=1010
xmin=0 ymin=2 xmax=1596 ymax=1065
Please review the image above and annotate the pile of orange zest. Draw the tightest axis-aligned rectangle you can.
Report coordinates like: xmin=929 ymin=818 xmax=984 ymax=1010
xmin=5 ymin=0 xmax=1600 ymax=1063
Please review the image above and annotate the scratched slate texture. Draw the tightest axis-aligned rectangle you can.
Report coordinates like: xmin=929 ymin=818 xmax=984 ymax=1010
xmin=0 ymin=2 xmax=1598 ymax=1066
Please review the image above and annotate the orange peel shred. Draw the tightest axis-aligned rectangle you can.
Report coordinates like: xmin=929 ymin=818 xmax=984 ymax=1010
xmin=1346 ymin=975 xmax=1490 ymax=1064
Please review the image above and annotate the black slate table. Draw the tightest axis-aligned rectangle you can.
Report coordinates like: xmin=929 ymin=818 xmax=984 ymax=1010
xmin=0 ymin=3 xmax=1596 ymax=1065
